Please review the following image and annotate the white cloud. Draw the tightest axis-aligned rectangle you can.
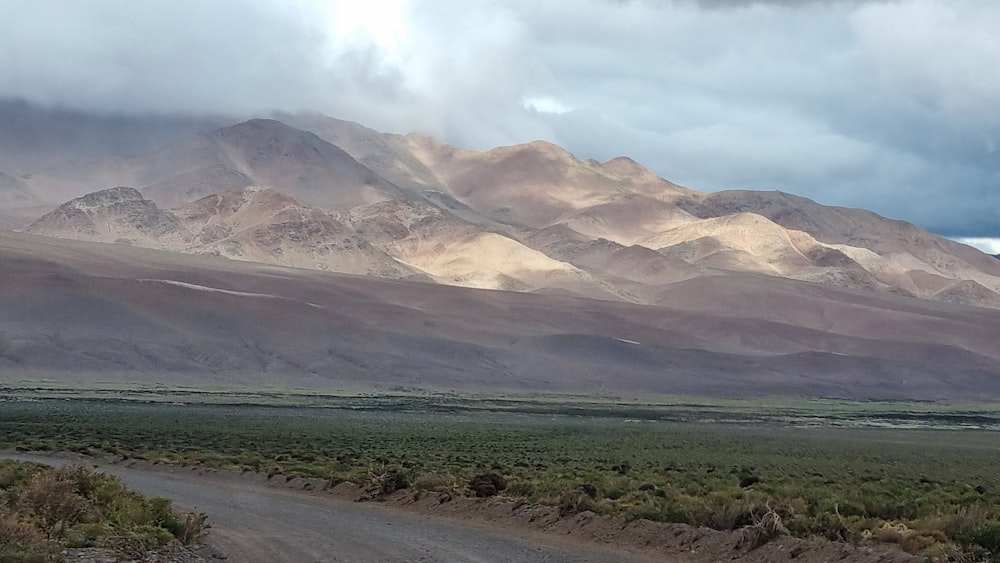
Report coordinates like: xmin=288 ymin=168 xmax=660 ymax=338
xmin=954 ymin=238 xmax=1000 ymax=255
xmin=0 ymin=0 xmax=998 ymax=238
xmin=851 ymin=0 xmax=1000 ymax=121
xmin=521 ymin=96 xmax=572 ymax=114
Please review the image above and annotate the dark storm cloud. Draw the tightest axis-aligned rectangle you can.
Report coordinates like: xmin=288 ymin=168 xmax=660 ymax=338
xmin=1 ymin=0 xmax=998 ymax=240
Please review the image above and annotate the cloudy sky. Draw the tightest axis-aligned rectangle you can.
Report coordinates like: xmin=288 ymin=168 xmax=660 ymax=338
xmin=2 ymin=0 xmax=998 ymax=248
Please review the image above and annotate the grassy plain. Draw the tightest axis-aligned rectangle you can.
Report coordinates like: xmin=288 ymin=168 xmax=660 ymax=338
xmin=1 ymin=387 xmax=999 ymax=559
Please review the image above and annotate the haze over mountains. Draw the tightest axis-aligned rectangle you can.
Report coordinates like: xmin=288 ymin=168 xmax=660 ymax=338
xmin=3 ymin=103 xmax=1000 ymax=399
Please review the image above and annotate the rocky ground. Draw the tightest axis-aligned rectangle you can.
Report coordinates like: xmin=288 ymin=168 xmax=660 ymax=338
xmin=60 ymin=543 xmax=225 ymax=563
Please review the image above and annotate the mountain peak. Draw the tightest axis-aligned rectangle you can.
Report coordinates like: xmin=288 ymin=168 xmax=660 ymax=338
xmin=600 ymin=156 xmax=662 ymax=182
xmin=200 ymin=118 xmax=402 ymax=209
xmin=217 ymin=118 xmax=292 ymax=135
xmin=26 ymin=186 xmax=185 ymax=247
xmin=67 ymin=186 xmax=145 ymax=209
xmin=212 ymin=118 xmax=332 ymax=150
xmin=486 ymin=139 xmax=572 ymax=161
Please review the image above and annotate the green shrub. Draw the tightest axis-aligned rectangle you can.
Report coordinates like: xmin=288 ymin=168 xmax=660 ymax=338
xmin=959 ymin=523 xmax=1000 ymax=562
xmin=0 ymin=461 xmax=46 ymax=491
xmin=504 ymin=481 xmax=536 ymax=498
xmin=62 ymin=522 xmax=113 ymax=548
xmin=0 ymin=541 xmax=59 ymax=563
xmin=468 ymin=473 xmax=507 ymax=498
xmin=0 ymin=461 xmax=208 ymax=559
xmin=173 ymin=511 xmax=209 ymax=545
xmin=366 ymin=466 xmax=409 ymax=498
xmin=557 ymin=487 xmax=597 ymax=515
xmin=18 ymin=472 xmax=88 ymax=538
xmin=412 ymin=473 xmax=460 ymax=493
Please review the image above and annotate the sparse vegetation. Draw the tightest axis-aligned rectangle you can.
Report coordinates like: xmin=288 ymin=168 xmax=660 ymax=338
xmin=0 ymin=459 xmax=207 ymax=561
xmin=1 ymin=397 xmax=998 ymax=559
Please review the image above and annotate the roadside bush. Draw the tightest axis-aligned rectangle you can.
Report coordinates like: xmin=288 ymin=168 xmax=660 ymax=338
xmin=0 ymin=510 xmax=55 ymax=562
xmin=468 ymin=473 xmax=507 ymax=498
xmin=958 ymin=523 xmax=1000 ymax=562
xmin=0 ymin=461 xmax=46 ymax=491
xmin=0 ymin=462 xmax=208 ymax=560
xmin=63 ymin=522 xmax=113 ymax=548
xmin=18 ymin=472 xmax=89 ymax=538
xmin=937 ymin=505 xmax=994 ymax=539
xmin=173 ymin=511 xmax=209 ymax=545
xmin=0 ymin=541 xmax=59 ymax=563
xmin=738 ymin=507 xmax=788 ymax=550
xmin=366 ymin=465 xmax=409 ymax=498
xmin=412 ymin=473 xmax=460 ymax=493
xmin=557 ymin=486 xmax=597 ymax=515
xmin=504 ymin=481 xmax=536 ymax=498
xmin=686 ymin=490 xmax=764 ymax=530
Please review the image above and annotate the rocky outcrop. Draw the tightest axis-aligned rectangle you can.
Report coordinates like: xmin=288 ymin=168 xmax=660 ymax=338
xmin=26 ymin=187 xmax=189 ymax=249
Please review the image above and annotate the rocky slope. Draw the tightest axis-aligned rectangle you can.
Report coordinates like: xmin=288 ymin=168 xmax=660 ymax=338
xmin=27 ymin=186 xmax=422 ymax=279
xmin=26 ymin=187 xmax=188 ymax=249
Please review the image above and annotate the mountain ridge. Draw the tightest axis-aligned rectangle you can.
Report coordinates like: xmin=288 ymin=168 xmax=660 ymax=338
xmin=14 ymin=112 xmax=1000 ymax=310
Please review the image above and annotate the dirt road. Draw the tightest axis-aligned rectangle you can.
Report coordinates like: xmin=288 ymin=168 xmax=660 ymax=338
xmin=3 ymin=454 xmax=666 ymax=563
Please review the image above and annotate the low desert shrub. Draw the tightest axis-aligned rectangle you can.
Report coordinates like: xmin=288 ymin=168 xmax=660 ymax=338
xmin=504 ymin=480 xmax=536 ymax=498
xmin=18 ymin=472 xmax=89 ymax=539
xmin=557 ymin=486 xmax=598 ymax=515
xmin=173 ymin=511 xmax=209 ymax=545
xmin=0 ymin=541 xmax=59 ymax=563
xmin=0 ymin=461 xmax=208 ymax=560
xmin=738 ymin=507 xmax=788 ymax=550
xmin=468 ymin=473 xmax=507 ymax=498
xmin=62 ymin=522 xmax=113 ymax=548
xmin=412 ymin=473 xmax=461 ymax=493
xmin=958 ymin=523 xmax=1000 ymax=562
xmin=366 ymin=465 xmax=410 ymax=498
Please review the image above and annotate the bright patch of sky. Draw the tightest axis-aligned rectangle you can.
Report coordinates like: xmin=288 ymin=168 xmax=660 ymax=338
xmin=323 ymin=0 xmax=409 ymax=59
xmin=521 ymin=96 xmax=573 ymax=114
xmin=954 ymin=238 xmax=1000 ymax=255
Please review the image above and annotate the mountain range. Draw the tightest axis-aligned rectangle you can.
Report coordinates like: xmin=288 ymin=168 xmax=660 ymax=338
xmin=2 ymin=102 xmax=999 ymax=399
